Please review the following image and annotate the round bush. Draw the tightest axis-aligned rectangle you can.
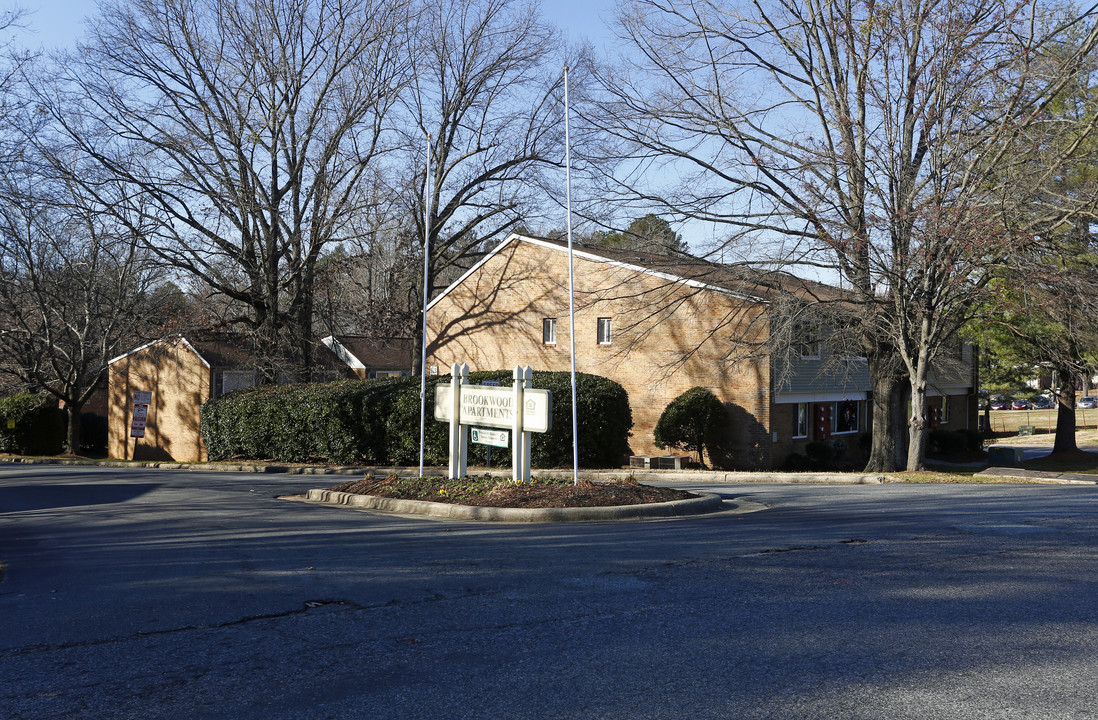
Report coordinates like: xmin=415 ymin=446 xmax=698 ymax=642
xmin=653 ymin=386 xmax=729 ymax=468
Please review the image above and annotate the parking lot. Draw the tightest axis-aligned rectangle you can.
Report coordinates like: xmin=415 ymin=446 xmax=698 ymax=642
xmin=4 ymin=464 xmax=1098 ymax=719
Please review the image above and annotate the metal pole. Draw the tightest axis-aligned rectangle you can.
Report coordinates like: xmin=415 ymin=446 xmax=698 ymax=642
xmin=418 ymin=134 xmax=432 ymax=478
xmin=564 ymin=66 xmax=579 ymax=485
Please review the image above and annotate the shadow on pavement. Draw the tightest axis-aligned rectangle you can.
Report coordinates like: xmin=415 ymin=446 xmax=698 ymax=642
xmin=0 ymin=483 xmax=163 ymax=513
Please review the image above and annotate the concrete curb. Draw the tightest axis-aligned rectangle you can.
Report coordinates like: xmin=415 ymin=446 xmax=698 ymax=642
xmin=975 ymin=467 xmax=1098 ymax=484
xmin=1 ymin=457 xmax=886 ymax=484
xmin=304 ymin=488 xmax=733 ymax=522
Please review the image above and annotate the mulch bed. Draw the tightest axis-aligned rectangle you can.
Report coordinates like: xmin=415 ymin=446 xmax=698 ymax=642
xmin=326 ymin=473 xmax=698 ymax=509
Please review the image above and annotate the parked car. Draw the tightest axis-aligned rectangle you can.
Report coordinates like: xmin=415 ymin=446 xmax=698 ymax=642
xmin=1011 ymin=399 xmax=1031 ymax=410
xmin=1079 ymin=396 xmax=1098 ymax=409
xmin=1031 ymin=396 xmax=1055 ymax=410
xmin=990 ymin=398 xmax=1011 ymax=411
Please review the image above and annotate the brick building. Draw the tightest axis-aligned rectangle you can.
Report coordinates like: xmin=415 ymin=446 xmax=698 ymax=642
xmin=106 ymin=334 xmax=409 ymax=462
xmin=425 ymin=234 xmax=978 ymax=469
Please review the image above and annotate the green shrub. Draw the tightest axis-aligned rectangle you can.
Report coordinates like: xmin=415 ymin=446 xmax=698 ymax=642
xmin=201 ymin=379 xmax=403 ymax=464
xmin=78 ymin=413 xmax=108 ymax=454
xmin=653 ymin=386 xmax=729 ymax=468
xmin=782 ymin=452 xmax=813 ymax=472
xmin=200 ymin=370 xmax=633 ymax=469
xmin=0 ymin=393 xmax=66 ymax=456
xmin=959 ymin=428 xmax=984 ymax=452
xmin=928 ymin=429 xmax=966 ymax=455
xmin=805 ymin=440 xmax=835 ymax=469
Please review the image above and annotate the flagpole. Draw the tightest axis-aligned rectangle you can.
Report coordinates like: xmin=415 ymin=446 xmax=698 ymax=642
xmin=564 ymin=66 xmax=579 ymax=485
xmin=419 ymin=134 xmax=432 ymax=478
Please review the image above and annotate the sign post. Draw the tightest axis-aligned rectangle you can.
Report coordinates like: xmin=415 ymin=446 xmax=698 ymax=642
xmin=447 ymin=364 xmax=469 ymax=480
xmin=434 ymin=365 xmax=552 ymax=482
xmin=130 ymin=390 xmax=152 ymax=460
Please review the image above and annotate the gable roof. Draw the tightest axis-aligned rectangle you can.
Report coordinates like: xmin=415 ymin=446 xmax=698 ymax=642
xmin=426 ymin=233 xmax=846 ymax=311
xmin=321 ymin=336 xmax=413 ymax=370
xmin=108 ymin=335 xmax=210 ymax=368
xmin=109 ymin=333 xmax=357 ymax=376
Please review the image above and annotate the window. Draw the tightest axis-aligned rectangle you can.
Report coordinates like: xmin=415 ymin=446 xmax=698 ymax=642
xmin=542 ymin=318 xmax=557 ymax=345
xmin=212 ymin=369 xmax=256 ymax=398
xmin=371 ymin=370 xmax=403 ymax=379
xmin=941 ymin=398 xmax=950 ymax=424
xmin=597 ymin=317 xmax=612 ymax=345
xmin=793 ymin=403 xmax=808 ymax=438
xmin=795 ymin=321 xmax=820 ymax=359
xmin=834 ymin=400 xmax=859 ymax=434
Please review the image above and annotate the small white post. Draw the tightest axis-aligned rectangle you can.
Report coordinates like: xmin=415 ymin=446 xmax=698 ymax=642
xmin=522 ymin=366 xmax=533 ymax=482
xmin=512 ymin=366 xmax=526 ymax=483
xmin=448 ymin=363 xmax=468 ymax=479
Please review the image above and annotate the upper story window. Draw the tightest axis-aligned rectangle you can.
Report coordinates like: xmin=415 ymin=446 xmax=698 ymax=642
xmin=597 ymin=317 xmax=612 ymax=345
xmin=543 ymin=318 xmax=557 ymax=345
xmin=796 ymin=321 xmax=821 ymax=359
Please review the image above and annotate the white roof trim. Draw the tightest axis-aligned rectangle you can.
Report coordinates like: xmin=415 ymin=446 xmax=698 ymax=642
xmin=107 ymin=335 xmax=211 ymax=369
xmin=774 ymin=391 xmax=868 ymax=404
xmin=321 ymin=335 xmax=366 ymax=370
xmin=425 ymin=233 xmax=768 ymax=311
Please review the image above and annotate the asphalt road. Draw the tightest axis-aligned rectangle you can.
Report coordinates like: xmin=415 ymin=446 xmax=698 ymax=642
xmin=3 ymin=464 xmax=1098 ymax=719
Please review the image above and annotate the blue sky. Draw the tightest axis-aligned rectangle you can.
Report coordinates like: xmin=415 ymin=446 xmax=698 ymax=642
xmin=15 ymin=0 xmax=619 ymax=51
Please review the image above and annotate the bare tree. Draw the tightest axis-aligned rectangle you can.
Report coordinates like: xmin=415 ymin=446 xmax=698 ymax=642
xmin=33 ymin=0 xmax=412 ymax=383
xmin=393 ymin=0 xmax=570 ymax=369
xmin=590 ymin=0 xmax=1098 ymax=470
xmin=0 ymin=158 xmax=164 ymax=453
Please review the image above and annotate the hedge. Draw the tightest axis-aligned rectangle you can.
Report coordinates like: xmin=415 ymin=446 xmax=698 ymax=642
xmin=0 ymin=393 xmax=66 ymax=456
xmin=201 ymin=370 xmax=633 ymax=469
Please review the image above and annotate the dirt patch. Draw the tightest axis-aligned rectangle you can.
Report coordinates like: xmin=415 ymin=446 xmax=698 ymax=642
xmin=326 ymin=474 xmax=698 ymax=509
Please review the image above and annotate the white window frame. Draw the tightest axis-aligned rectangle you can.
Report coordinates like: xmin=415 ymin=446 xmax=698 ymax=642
xmin=941 ymin=397 xmax=950 ymax=424
xmin=597 ymin=317 xmax=612 ymax=345
xmin=543 ymin=318 xmax=557 ymax=345
xmin=793 ymin=402 xmax=808 ymax=439
xmin=832 ymin=399 xmax=860 ymax=435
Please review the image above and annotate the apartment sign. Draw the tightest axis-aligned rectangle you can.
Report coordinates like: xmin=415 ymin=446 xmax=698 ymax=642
xmin=433 ymin=364 xmax=551 ymax=482
xmin=434 ymin=385 xmax=551 ymax=433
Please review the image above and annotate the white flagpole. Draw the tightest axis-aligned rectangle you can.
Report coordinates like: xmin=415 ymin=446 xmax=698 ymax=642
xmin=419 ymin=134 xmax=432 ymax=478
xmin=564 ymin=66 xmax=579 ymax=485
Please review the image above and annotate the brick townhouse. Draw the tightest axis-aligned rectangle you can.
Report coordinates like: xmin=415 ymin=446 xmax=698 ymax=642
xmin=106 ymin=334 xmax=411 ymax=462
xmin=425 ymin=233 xmax=978 ymax=469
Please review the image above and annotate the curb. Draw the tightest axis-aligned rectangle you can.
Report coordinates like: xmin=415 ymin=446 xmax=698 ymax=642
xmin=1 ymin=457 xmax=885 ymax=484
xmin=304 ymin=488 xmax=734 ymax=522
xmin=975 ymin=467 xmax=1098 ymax=484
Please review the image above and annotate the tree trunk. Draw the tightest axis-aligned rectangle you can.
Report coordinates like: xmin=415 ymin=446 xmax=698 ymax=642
xmin=907 ymin=378 xmax=928 ymax=471
xmin=1052 ymin=368 xmax=1078 ymax=455
xmin=65 ymin=401 xmax=84 ymax=456
xmin=864 ymin=350 xmax=903 ymax=473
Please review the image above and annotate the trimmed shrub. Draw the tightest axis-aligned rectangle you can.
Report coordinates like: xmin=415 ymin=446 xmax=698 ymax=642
xmin=201 ymin=379 xmax=403 ymax=464
xmin=805 ymin=440 xmax=835 ymax=469
xmin=0 ymin=393 xmax=66 ymax=456
xmin=78 ymin=413 xmax=109 ymax=454
xmin=653 ymin=386 xmax=730 ymax=468
xmin=782 ymin=452 xmax=813 ymax=472
xmin=200 ymin=370 xmax=633 ymax=469
xmin=959 ymin=428 xmax=984 ymax=452
xmin=928 ymin=429 xmax=966 ymax=455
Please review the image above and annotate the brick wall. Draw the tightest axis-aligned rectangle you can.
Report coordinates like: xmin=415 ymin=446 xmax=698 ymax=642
xmin=426 ymin=238 xmax=774 ymax=469
xmin=108 ymin=338 xmax=211 ymax=462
